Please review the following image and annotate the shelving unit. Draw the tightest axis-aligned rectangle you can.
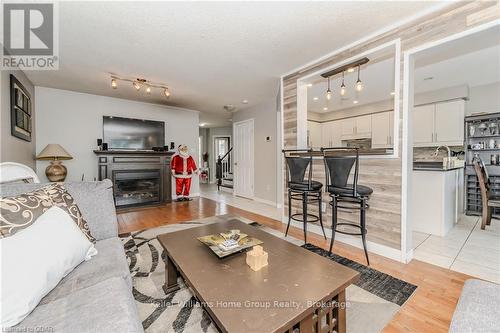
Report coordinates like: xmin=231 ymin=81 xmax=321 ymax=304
xmin=465 ymin=112 xmax=500 ymax=216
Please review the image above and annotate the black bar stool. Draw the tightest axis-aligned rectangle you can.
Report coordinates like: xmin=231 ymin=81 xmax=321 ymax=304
xmin=282 ymin=149 xmax=327 ymax=244
xmin=321 ymin=148 xmax=373 ymax=265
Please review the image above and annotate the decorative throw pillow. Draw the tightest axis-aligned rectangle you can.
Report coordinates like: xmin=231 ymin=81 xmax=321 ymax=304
xmin=0 ymin=187 xmax=53 ymax=238
xmin=0 ymin=206 xmax=98 ymax=327
xmin=41 ymin=183 xmax=96 ymax=243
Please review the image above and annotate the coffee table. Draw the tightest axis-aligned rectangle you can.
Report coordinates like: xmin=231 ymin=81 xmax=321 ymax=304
xmin=157 ymin=219 xmax=359 ymax=333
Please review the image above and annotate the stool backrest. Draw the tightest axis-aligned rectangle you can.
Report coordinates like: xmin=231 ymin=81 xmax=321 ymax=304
xmin=321 ymin=148 xmax=359 ymax=197
xmin=473 ymin=157 xmax=490 ymax=199
xmin=282 ymin=149 xmax=313 ymax=190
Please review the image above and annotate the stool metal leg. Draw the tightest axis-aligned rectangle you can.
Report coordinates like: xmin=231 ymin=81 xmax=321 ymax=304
xmin=285 ymin=190 xmax=292 ymax=237
xmin=303 ymin=192 xmax=308 ymax=244
xmin=329 ymin=196 xmax=338 ymax=254
xmin=360 ymin=198 xmax=370 ymax=266
xmin=318 ymin=194 xmax=327 ymax=240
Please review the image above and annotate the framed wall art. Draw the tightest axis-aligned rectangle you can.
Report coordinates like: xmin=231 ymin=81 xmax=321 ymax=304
xmin=10 ymin=74 xmax=32 ymax=142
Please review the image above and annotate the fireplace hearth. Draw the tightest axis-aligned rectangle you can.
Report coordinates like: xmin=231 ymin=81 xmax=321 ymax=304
xmin=94 ymin=150 xmax=174 ymax=209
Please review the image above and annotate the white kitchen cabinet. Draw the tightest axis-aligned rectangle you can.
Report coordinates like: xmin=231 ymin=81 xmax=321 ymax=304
xmin=413 ymin=104 xmax=435 ymax=146
xmin=340 ymin=118 xmax=356 ymax=139
xmin=371 ymin=111 xmax=394 ymax=148
xmin=321 ymin=121 xmax=342 ymax=148
xmin=435 ymin=100 xmax=465 ymax=144
xmin=413 ymin=100 xmax=465 ymax=147
xmin=356 ymin=115 xmax=372 ymax=137
xmin=340 ymin=115 xmax=372 ymax=140
xmin=307 ymin=121 xmax=322 ymax=148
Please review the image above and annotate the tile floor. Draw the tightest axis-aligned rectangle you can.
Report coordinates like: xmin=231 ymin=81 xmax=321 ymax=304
xmin=413 ymin=215 xmax=500 ymax=283
xmin=199 ymin=184 xmax=282 ymax=220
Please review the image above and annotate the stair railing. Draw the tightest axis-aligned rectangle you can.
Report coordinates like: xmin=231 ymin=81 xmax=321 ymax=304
xmin=216 ymin=147 xmax=233 ymax=191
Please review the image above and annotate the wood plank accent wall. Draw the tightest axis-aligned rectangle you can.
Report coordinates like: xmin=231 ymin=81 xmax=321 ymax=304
xmin=282 ymin=1 xmax=499 ymax=250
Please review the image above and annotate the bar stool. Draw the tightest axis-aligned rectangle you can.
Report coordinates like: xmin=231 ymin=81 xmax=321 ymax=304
xmin=321 ymin=148 xmax=373 ymax=265
xmin=282 ymin=149 xmax=327 ymax=244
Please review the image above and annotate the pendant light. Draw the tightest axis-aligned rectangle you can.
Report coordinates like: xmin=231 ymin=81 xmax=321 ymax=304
xmin=326 ymin=76 xmax=332 ymax=100
xmin=111 ymin=78 xmax=117 ymax=89
xmin=340 ymin=71 xmax=346 ymax=96
xmin=355 ymin=65 xmax=363 ymax=92
xmin=146 ymin=86 xmax=151 ymax=94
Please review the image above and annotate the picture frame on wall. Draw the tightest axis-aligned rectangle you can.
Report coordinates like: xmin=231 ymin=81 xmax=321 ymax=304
xmin=10 ymin=74 xmax=32 ymax=142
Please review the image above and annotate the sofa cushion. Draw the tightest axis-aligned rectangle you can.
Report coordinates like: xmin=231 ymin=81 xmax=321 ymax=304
xmin=0 ymin=180 xmax=117 ymax=241
xmin=449 ymin=279 xmax=500 ymax=333
xmin=0 ymin=186 xmax=53 ymax=237
xmin=40 ymin=237 xmax=131 ymax=305
xmin=14 ymin=277 xmax=143 ymax=333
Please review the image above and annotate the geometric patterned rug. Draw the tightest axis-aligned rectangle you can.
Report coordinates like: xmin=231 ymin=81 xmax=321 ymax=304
xmin=120 ymin=214 xmax=417 ymax=333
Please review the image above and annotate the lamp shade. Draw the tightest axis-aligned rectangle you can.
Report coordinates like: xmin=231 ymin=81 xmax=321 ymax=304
xmin=36 ymin=144 xmax=73 ymax=160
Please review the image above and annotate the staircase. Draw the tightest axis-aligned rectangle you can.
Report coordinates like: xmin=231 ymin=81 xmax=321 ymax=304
xmin=216 ymin=147 xmax=233 ymax=191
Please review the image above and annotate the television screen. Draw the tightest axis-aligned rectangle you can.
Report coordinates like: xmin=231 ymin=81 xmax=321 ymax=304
xmin=103 ymin=116 xmax=165 ymax=150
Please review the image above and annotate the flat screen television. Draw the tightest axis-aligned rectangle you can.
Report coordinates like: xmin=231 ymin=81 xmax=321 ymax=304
xmin=103 ymin=116 xmax=165 ymax=150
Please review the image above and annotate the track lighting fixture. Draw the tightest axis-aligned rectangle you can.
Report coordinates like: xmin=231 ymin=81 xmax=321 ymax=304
xmin=326 ymin=76 xmax=332 ymax=100
xmin=110 ymin=75 xmax=171 ymax=99
xmin=355 ymin=65 xmax=363 ymax=92
xmin=320 ymin=57 xmax=369 ymax=102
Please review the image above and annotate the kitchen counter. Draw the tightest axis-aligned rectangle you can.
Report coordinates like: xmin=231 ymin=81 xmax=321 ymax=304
xmin=413 ymin=166 xmax=465 ymax=171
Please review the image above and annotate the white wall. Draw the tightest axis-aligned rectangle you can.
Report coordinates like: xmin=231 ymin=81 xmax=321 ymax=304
xmin=1 ymin=70 xmax=37 ymax=169
xmin=467 ymin=82 xmax=500 ymax=115
xmin=233 ymin=99 xmax=278 ymax=204
xmin=35 ymin=87 xmax=200 ymax=195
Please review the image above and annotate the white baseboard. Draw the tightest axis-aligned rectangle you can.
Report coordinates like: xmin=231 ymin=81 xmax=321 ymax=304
xmin=403 ymin=249 xmax=414 ymax=263
xmin=253 ymin=196 xmax=279 ymax=207
xmin=282 ymin=216 xmax=404 ymax=263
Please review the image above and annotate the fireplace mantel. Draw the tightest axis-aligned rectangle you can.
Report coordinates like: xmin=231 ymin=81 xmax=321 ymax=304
xmin=94 ymin=150 xmax=174 ymax=209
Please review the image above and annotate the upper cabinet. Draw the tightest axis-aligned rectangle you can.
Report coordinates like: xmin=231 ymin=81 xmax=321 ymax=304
xmin=412 ymin=100 xmax=465 ymax=147
xmin=307 ymin=121 xmax=322 ymax=148
xmin=321 ymin=121 xmax=342 ymax=148
xmin=340 ymin=115 xmax=372 ymax=140
xmin=371 ymin=111 xmax=394 ymax=149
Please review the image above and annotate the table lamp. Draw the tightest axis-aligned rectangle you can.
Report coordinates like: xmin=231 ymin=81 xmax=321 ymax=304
xmin=36 ymin=144 xmax=73 ymax=182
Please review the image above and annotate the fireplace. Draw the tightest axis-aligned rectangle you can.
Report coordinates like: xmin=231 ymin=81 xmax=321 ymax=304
xmin=94 ymin=150 xmax=174 ymax=209
xmin=114 ymin=170 xmax=161 ymax=207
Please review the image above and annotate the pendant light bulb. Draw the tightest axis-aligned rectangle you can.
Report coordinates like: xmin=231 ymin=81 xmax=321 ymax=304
xmin=164 ymin=88 xmax=171 ymax=98
xmin=326 ymin=76 xmax=332 ymax=100
xmin=355 ymin=65 xmax=363 ymax=92
xmin=133 ymin=81 xmax=141 ymax=90
xmin=111 ymin=78 xmax=117 ymax=89
xmin=146 ymin=86 xmax=151 ymax=94
xmin=340 ymin=71 xmax=346 ymax=96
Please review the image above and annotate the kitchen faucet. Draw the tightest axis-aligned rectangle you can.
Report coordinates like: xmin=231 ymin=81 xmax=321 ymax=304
xmin=433 ymin=145 xmax=451 ymax=158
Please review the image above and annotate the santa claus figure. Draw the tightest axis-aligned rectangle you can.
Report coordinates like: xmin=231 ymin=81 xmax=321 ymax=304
xmin=171 ymin=144 xmax=198 ymax=201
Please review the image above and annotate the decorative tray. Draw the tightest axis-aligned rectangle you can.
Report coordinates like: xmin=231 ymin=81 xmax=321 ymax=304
xmin=197 ymin=229 xmax=262 ymax=258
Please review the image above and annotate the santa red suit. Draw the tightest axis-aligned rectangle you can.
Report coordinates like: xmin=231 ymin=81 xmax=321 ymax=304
xmin=171 ymin=145 xmax=197 ymax=201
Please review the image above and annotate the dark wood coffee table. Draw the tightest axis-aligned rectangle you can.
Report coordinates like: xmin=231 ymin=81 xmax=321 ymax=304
xmin=157 ymin=219 xmax=359 ymax=333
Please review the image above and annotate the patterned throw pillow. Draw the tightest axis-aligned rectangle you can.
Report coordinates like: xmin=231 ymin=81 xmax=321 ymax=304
xmin=44 ymin=183 xmax=95 ymax=243
xmin=0 ymin=183 xmax=95 ymax=243
xmin=0 ymin=187 xmax=53 ymax=238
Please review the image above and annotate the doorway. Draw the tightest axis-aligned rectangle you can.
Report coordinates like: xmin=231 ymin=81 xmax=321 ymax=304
xmin=233 ymin=118 xmax=254 ymax=199
xmin=403 ymin=21 xmax=500 ymax=282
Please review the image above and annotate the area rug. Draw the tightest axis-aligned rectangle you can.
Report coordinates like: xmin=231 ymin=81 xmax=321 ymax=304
xmin=120 ymin=214 xmax=417 ymax=333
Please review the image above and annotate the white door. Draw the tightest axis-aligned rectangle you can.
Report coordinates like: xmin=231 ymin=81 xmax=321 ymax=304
xmin=371 ymin=112 xmax=391 ymax=148
xmin=413 ymin=104 xmax=435 ymax=146
xmin=355 ymin=115 xmax=372 ymax=138
xmin=435 ymin=100 xmax=465 ymax=144
xmin=233 ymin=119 xmax=254 ymax=198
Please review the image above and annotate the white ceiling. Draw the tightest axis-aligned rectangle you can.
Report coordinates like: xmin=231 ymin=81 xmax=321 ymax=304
xmin=414 ymin=26 xmax=500 ymax=93
xmin=23 ymin=1 xmax=445 ymax=127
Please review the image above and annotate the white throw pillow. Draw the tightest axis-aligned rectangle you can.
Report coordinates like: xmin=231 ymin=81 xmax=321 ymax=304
xmin=0 ymin=206 xmax=98 ymax=328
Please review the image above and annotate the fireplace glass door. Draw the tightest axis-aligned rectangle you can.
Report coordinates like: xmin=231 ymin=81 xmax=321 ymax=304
xmin=113 ymin=170 xmax=161 ymax=207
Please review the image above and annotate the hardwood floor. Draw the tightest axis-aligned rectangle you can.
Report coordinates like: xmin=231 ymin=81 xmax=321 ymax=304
xmin=117 ymin=197 xmax=471 ymax=333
